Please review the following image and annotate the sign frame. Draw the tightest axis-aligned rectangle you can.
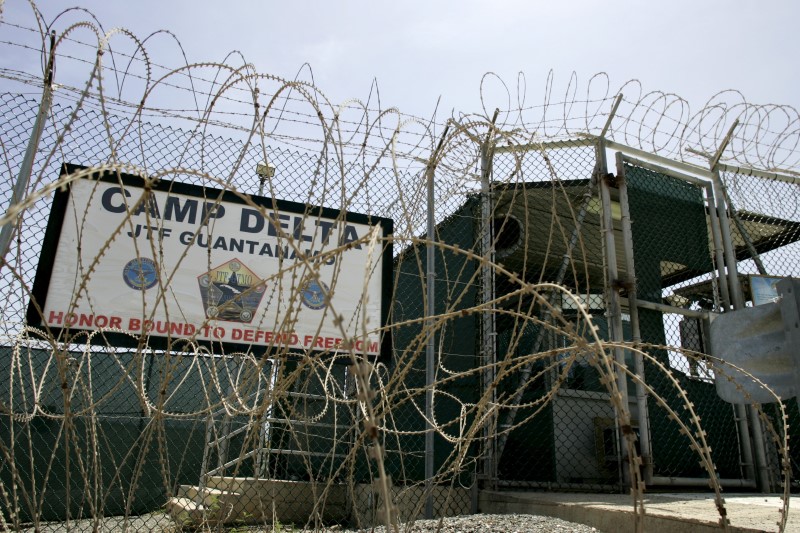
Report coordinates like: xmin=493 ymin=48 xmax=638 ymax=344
xmin=27 ymin=163 xmax=394 ymax=360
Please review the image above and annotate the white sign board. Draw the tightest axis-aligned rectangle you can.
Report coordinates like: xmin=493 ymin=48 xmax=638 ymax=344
xmin=28 ymin=165 xmax=392 ymax=356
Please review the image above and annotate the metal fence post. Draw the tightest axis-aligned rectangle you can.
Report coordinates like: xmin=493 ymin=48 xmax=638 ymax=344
xmin=0 ymin=32 xmax=56 ymax=262
xmin=706 ymin=122 xmax=772 ymax=493
xmin=615 ymin=152 xmax=653 ymax=485
xmin=480 ymin=110 xmax=499 ymax=494
xmin=704 ymin=182 xmax=757 ymax=484
xmin=424 ymin=148 xmax=436 ymax=520
xmin=711 ymin=170 xmax=772 ymax=492
xmin=705 ymin=183 xmax=732 ymax=312
xmin=597 ymin=140 xmax=631 ymax=487
xmin=425 ymin=124 xmax=450 ymax=519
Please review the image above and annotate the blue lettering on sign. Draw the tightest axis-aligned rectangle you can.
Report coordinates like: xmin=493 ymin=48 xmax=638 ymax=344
xmin=99 ymin=184 xmax=357 ymax=266
xmin=164 ymin=196 xmax=198 ymax=223
xmin=101 ymin=187 xmax=131 ymax=213
xmin=238 ymin=209 xmax=362 ymax=249
xmin=101 ymin=186 xmax=225 ymax=223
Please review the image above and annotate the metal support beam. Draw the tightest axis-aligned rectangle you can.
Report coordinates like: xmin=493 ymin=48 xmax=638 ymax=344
xmin=649 ymin=476 xmax=756 ymax=489
xmin=701 ymin=123 xmax=769 ymax=276
xmin=624 ymin=298 xmax=709 ymax=320
xmin=707 ymin=125 xmax=770 ymax=501
xmin=493 ymin=137 xmax=596 ymax=154
xmin=619 ymin=155 xmax=709 ymax=186
xmin=709 ymin=119 xmax=772 ymax=486
xmin=600 ymin=94 xmax=623 ymax=139
xmin=705 ymin=183 xmax=732 ymax=312
xmin=716 ymin=163 xmax=800 ymax=186
xmin=605 ymin=140 xmax=713 ymax=180
xmin=687 ymin=127 xmax=761 ymax=488
xmin=710 ymin=119 xmax=739 ymax=171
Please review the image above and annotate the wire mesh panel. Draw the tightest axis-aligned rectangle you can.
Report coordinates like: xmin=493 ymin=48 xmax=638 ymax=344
xmin=486 ymin=141 xmax=624 ymax=490
xmin=720 ymin=168 xmax=800 ymax=487
xmin=720 ymin=168 xmax=800 ymax=283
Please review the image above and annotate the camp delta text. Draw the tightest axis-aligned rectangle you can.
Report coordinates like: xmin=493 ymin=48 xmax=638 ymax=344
xmin=101 ymin=186 xmax=365 ymax=262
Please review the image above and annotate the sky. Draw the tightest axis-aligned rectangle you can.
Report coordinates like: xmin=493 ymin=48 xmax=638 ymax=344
xmin=2 ymin=0 xmax=799 ymax=123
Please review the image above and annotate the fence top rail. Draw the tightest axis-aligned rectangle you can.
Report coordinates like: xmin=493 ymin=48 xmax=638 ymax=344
xmin=604 ymin=139 xmax=714 ymax=180
xmin=493 ymin=136 xmax=725 ymax=184
xmin=619 ymin=154 xmax=711 ymax=187
xmin=493 ymin=137 xmax=596 ymax=153
xmin=717 ymin=163 xmax=800 ymax=186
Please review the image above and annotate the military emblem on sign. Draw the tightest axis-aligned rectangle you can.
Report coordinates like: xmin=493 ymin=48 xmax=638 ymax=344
xmin=197 ymin=259 xmax=265 ymax=323
xmin=123 ymin=257 xmax=159 ymax=290
xmin=300 ymin=278 xmax=329 ymax=310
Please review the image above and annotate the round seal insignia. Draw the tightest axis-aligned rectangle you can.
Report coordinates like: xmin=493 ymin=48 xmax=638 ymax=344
xmin=300 ymin=279 xmax=328 ymax=310
xmin=123 ymin=258 xmax=158 ymax=290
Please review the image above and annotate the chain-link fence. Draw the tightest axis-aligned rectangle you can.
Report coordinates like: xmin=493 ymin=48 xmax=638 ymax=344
xmin=1 ymin=57 xmax=800 ymax=533
xmin=0 ymin=90 xmax=484 ymax=531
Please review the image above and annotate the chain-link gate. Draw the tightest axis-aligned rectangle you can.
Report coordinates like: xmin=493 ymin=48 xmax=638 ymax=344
xmin=480 ymin=134 xmax=800 ymax=495
xmin=616 ymin=154 xmax=753 ymax=488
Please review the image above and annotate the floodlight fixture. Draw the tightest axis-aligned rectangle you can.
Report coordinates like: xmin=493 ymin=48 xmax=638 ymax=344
xmin=256 ymin=161 xmax=275 ymax=179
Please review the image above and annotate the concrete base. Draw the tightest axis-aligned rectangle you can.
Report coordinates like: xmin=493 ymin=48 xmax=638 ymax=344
xmin=166 ymin=477 xmax=348 ymax=527
xmin=166 ymin=477 xmax=471 ymax=529
xmin=479 ymin=490 xmax=796 ymax=533
xmin=166 ymin=478 xmax=794 ymax=532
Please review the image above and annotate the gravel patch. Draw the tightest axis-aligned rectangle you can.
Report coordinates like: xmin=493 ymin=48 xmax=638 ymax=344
xmin=19 ymin=512 xmax=599 ymax=532
xmin=17 ymin=513 xmax=174 ymax=532
xmin=328 ymin=514 xmax=599 ymax=532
